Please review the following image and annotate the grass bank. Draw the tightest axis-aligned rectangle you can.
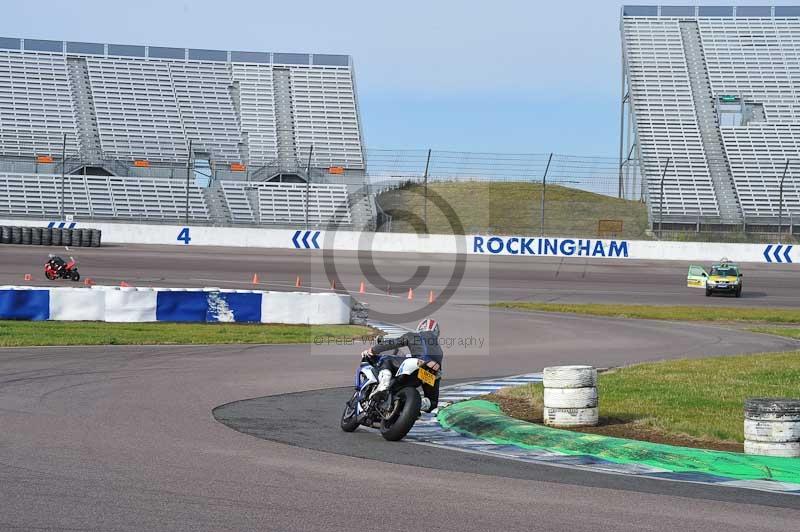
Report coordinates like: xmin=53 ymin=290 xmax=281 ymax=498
xmin=485 ymin=352 xmax=800 ymax=451
xmin=492 ymin=301 xmax=800 ymax=324
xmin=378 ymin=182 xmax=649 ymax=238
xmin=0 ymin=321 xmax=376 ymax=347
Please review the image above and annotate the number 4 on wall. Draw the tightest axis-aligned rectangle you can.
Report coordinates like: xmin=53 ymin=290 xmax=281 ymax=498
xmin=177 ymin=227 xmax=191 ymax=245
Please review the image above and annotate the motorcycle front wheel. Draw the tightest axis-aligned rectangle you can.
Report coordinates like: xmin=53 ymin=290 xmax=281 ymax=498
xmin=340 ymin=392 xmax=360 ymax=432
xmin=70 ymin=270 xmax=80 ymax=282
xmin=45 ymin=270 xmax=56 ymax=280
xmin=380 ymin=387 xmax=421 ymax=441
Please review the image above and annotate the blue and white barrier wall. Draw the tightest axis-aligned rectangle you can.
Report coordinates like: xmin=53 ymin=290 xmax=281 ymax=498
xmin=0 ymin=286 xmax=352 ymax=324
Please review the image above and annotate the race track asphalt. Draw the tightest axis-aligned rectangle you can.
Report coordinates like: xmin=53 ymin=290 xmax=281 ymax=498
xmin=1 ymin=243 xmax=800 ymax=531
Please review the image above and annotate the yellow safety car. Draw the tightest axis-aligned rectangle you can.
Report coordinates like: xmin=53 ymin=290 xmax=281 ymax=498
xmin=687 ymin=258 xmax=743 ymax=298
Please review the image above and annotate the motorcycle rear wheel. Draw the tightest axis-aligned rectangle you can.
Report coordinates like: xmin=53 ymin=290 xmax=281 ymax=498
xmin=45 ymin=270 xmax=56 ymax=280
xmin=380 ymin=387 xmax=421 ymax=441
xmin=340 ymin=392 xmax=360 ymax=432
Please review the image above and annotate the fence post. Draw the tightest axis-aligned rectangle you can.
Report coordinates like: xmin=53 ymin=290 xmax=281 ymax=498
xmin=59 ymin=133 xmax=66 ymax=220
xmin=658 ymin=157 xmax=671 ymax=239
xmin=423 ymin=148 xmax=431 ymax=232
xmin=540 ymin=153 xmax=553 ymax=236
xmin=778 ymin=159 xmax=790 ymax=243
xmin=185 ymin=139 xmax=193 ymax=225
xmin=304 ymin=145 xmax=314 ymax=230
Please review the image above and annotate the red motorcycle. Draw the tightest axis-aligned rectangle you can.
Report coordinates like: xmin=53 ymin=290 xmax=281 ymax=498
xmin=44 ymin=255 xmax=80 ymax=282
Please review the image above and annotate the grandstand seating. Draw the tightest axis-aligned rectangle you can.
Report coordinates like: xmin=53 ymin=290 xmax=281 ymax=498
xmin=220 ymin=181 xmax=257 ymax=224
xmin=0 ymin=173 xmax=352 ymax=227
xmin=0 ymin=173 xmax=209 ymax=222
xmin=87 ymin=58 xmax=188 ymax=162
xmin=0 ymin=38 xmax=365 ymax=171
xmin=0 ymin=51 xmax=79 ymax=157
xmin=257 ymin=183 xmax=351 ymax=225
xmin=621 ymin=6 xmax=800 ymax=224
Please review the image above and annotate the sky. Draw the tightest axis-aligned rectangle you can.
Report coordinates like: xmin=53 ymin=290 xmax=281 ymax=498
xmin=1 ymin=0 xmax=794 ymax=156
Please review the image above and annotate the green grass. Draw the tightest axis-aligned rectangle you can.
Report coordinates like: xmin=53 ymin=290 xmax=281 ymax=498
xmin=498 ymin=352 xmax=800 ymax=443
xmin=492 ymin=301 xmax=800 ymax=324
xmin=0 ymin=320 xmax=375 ymax=347
xmin=747 ymin=327 xmax=800 ymax=339
xmin=378 ymin=182 xmax=650 ymax=238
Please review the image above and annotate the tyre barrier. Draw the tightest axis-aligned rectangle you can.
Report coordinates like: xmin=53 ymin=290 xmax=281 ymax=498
xmin=0 ymin=226 xmax=101 ymax=247
xmin=744 ymin=398 xmax=800 ymax=457
xmin=542 ymin=365 xmax=597 ymax=388
xmin=0 ymin=286 xmax=353 ymax=325
xmin=543 ymin=406 xmax=599 ymax=427
xmin=542 ymin=365 xmax=599 ymax=427
xmin=61 ymin=227 xmax=72 ymax=247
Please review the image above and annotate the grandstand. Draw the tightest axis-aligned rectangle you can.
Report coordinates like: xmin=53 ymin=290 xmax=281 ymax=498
xmin=0 ymin=37 xmax=372 ymax=229
xmin=621 ymin=5 xmax=800 ymax=232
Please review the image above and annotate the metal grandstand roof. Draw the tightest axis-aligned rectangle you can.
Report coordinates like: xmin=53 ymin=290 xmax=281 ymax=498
xmin=0 ymin=36 xmax=350 ymax=66
xmin=622 ymin=5 xmax=800 ymax=18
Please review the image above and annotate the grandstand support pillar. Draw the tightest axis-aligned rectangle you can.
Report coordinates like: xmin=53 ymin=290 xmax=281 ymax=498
xmin=304 ymin=145 xmax=313 ymax=230
xmin=658 ymin=157 xmax=671 ymax=239
xmin=423 ymin=148 xmax=431 ymax=233
xmin=618 ymin=49 xmax=628 ymax=199
xmin=59 ymin=133 xmax=66 ymax=220
xmin=540 ymin=153 xmax=553 ymax=236
xmin=186 ymin=139 xmax=193 ymax=225
xmin=778 ymin=159 xmax=791 ymax=243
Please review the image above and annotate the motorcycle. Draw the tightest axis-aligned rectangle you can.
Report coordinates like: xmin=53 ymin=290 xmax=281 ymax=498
xmin=340 ymin=351 xmax=440 ymax=441
xmin=44 ymin=255 xmax=80 ymax=282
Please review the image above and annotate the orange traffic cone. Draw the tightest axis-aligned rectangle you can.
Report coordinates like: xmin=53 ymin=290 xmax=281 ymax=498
xmin=407 ymin=288 xmax=414 ymax=300
xmin=252 ymin=273 xmax=259 ymax=285
xmin=359 ymin=281 xmax=366 ymax=294
xmin=295 ymin=276 xmax=302 ymax=288
xmin=120 ymin=281 xmax=130 ymax=287
xmin=24 ymin=273 xmax=32 ymax=281
xmin=84 ymin=278 xmax=94 ymax=286
xmin=428 ymin=290 xmax=435 ymax=303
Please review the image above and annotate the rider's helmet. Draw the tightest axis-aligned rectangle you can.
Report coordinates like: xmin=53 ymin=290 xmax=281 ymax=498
xmin=416 ymin=318 xmax=440 ymax=337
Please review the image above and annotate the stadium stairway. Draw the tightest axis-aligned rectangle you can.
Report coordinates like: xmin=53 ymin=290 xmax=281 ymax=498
xmin=66 ymin=57 xmax=103 ymax=163
xmin=202 ymin=184 xmax=230 ymax=225
xmin=679 ymin=20 xmax=743 ymax=225
xmin=349 ymin=190 xmax=376 ymax=231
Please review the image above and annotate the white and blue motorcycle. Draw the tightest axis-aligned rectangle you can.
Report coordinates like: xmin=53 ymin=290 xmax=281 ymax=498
xmin=340 ymin=352 xmax=439 ymax=441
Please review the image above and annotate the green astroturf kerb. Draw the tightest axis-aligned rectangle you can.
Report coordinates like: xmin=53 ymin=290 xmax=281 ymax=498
xmin=437 ymin=400 xmax=800 ymax=485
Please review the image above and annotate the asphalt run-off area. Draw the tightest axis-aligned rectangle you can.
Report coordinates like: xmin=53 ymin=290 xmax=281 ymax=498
xmin=2 ymin=244 xmax=800 ymax=531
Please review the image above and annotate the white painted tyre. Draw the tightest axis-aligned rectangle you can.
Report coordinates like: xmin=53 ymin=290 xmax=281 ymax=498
xmin=543 ymin=407 xmax=599 ymax=427
xmin=543 ymin=387 xmax=598 ymax=409
xmin=543 ymin=365 xmax=597 ymax=389
xmin=745 ymin=398 xmax=800 ymax=422
xmin=744 ymin=419 xmax=800 ymax=443
xmin=744 ymin=440 xmax=800 ymax=457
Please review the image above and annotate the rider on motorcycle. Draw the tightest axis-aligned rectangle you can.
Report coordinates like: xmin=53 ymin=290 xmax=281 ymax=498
xmin=47 ymin=254 xmax=66 ymax=274
xmin=361 ymin=318 xmax=443 ymax=413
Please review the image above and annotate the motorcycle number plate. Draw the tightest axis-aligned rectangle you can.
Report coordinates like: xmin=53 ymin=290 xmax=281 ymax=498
xmin=418 ymin=367 xmax=436 ymax=386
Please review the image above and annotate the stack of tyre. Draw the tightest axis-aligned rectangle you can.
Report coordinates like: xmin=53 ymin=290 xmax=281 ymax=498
xmin=744 ymin=398 xmax=800 ymax=457
xmin=0 ymin=226 xmax=101 ymax=247
xmin=542 ymin=365 xmax=599 ymax=427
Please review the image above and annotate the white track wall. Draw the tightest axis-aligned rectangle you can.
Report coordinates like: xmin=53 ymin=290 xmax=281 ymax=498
xmin=0 ymin=218 xmax=795 ymax=264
